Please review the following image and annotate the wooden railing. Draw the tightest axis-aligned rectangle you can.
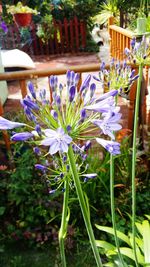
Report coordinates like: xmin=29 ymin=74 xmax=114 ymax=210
xmin=2 ymin=16 xmax=87 ymax=55
xmin=109 ymin=24 xmax=133 ymax=60
xmin=108 ymin=18 xmax=149 ymax=132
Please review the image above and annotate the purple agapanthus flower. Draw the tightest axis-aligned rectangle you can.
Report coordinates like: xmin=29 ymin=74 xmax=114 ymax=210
xmin=96 ymin=138 xmax=121 ymax=155
xmin=92 ymin=112 xmax=122 ymax=140
xmin=22 ymin=98 xmax=39 ymax=110
xmin=41 ymin=127 xmax=72 ymax=155
xmin=0 ymin=116 xmax=26 ymax=130
xmin=85 ymin=96 xmax=115 ymax=113
xmin=11 ymin=132 xmax=34 ymax=141
xmin=35 ymin=164 xmax=47 ymax=172
xmin=0 ymin=20 xmax=8 ymax=33
xmin=82 ymin=173 xmax=97 ymax=182
xmin=28 ymin=82 xmax=36 ymax=99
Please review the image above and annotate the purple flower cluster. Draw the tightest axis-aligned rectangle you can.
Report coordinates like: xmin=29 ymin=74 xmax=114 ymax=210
xmin=124 ymin=36 xmax=150 ymax=65
xmin=93 ymin=59 xmax=139 ymax=98
xmin=0 ymin=70 xmax=123 ymax=192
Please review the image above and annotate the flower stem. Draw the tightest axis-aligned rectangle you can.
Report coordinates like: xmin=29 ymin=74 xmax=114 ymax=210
xmin=110 ymin=154 xmax=126 ymax=267
xmin=131 ymin=64 xmax=143 ymax=267
xmin=58 ymin=179 xmax=69 ymax=267
xmin=68 ymin=146 xmax=103 ymax=267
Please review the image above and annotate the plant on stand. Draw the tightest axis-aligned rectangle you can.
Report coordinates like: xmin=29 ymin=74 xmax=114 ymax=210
xmin=6 ymin=2 xmax=38 ymax=27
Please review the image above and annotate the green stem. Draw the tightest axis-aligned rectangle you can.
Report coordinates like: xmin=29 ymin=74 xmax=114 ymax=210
xmin=58 ymin=179 xmax=69 ymax=267
xmin=110 ymin=154 xmax=126 ymax=267
xmin=132 ymin=64 xmax=143 ymax=267
xmin=68 ymin=146 xmax=103 ymax=267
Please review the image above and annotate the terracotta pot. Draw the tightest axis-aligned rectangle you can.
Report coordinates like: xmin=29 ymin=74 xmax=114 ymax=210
xmin=14 ymin=13 xmax=32 ymax=27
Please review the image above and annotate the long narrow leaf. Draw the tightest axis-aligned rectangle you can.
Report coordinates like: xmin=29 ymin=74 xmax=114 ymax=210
xmin=95 ymin=240 xmax=116 ymax=250
xmin=95 ymin=224 xmax=131 ymax=246
xmin=142 ymin=220 xmax=150 ymax=264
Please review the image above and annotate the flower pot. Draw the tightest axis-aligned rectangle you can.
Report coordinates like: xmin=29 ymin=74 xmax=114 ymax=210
xmin=14 ymin=13 xmax=32 ymax=27
xmin=137 ymin=17 xmax=147 ymax=35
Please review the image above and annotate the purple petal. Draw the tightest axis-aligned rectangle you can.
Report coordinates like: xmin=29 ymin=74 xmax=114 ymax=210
xmin=69 ymin=85 xmax=76 ymax=102
xmin=80 ymin=74 xmax=91 ymax=93
xmin=28 ymin=82 xmax=36 ymax=99
xmin=35 ymin=164 xmax=47 ymax=172
xmin=82 ymin=173 xmax=97 ymax=179
xmin=23 ymin=99 xmax=39 ymax=110
xmin=0 ymin=116 xmax=26 ymax=130
xmin=96 ymin=138 xmax=121 ymax=155
xmin=96 ymin=90 xmax=118 ymax=102
xmin=11 ymin=132 xmax=34 ymax=141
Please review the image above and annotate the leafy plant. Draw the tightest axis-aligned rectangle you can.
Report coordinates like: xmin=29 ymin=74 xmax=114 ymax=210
xmin=6 ymin=2 xmax=38 ymax=15
xmin=36 ymin=14 xmax=60 ymax=43
xmin=95 ymin=216 xmax=150 ymax=266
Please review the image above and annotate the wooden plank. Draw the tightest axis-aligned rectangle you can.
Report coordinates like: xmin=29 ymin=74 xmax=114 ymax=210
xmin=58 ymin=20 xmax=64 ymax=54
xmin=30 ymin=24 xmax=39 ymax=55
xmin=74 ymin=16 xmax=79 ymax=52
xmin=53 ymin=19 xmax=59 ymax=54
xmin=69 ymin=19 xmax=74 ymax=53
xmin=64 ymin=18 xmax=69 ymax=52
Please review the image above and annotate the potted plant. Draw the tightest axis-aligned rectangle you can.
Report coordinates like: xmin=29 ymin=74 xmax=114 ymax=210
xmin=6 ymin=2 xmax=38 ymax=27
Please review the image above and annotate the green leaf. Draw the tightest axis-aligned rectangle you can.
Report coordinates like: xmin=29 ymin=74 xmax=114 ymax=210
xmin=0 ymin=207 xmax=5 ymax=215
xmin=119 ymin=247 xmax=144 ymax=264
xmin=95 ymin=240 xmax=116 ymax=250
xmin=142 ymin=220 xmax=150 ymax=264
xmin=95 ymin=224 xmax=131 ymax=246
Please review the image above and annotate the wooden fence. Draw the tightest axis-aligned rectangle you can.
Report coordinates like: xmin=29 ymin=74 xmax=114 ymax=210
xmin=1 ymin=16 xmax=87 ymax=56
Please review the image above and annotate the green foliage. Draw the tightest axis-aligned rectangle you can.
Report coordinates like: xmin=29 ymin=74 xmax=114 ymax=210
xmin=0 ymin=142 xmax=62 ymax=246
xmin=36 ymin=14 xmax=60 ymax=43
xmin=95 ymin=216 xmax=150 ymax=266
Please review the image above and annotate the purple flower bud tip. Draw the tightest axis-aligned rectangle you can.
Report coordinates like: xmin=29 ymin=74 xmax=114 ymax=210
xmin=23 ymin=99 xmax=39 ymax=110
xmin=49 ymin=189 xmax=56 ymax=194
xmin=33 ymin=147 xmax=41 ymax=155
xmin=66 ymin=125 xmax=72 ymax=132
xmin=35 ymin=164 xmax=47 ymax=172
xmin=51 ymin=110 xmax=58 ymax=120
xmin=28 ymin=82 xmax=36 ymax=99
xmin=63 ymin=155 xmax=67 ymax=162
xmin=66 ymin=165 xmax=70 ymax=171
xmin=80 ymin=109 xmax=86 ymax=119
xmin=11 ymin=132 xmax=34 ymax=141
xmin=85 ymin=140 xmax=91 ymax=150
xmin=35 ymin=124 xmax=42 ymax=136
xmin=69 ymin=85 xmax=76 ymax=102
xmin=55 ymin=95 xmax=61 ymax=107
xmin=60 ymin=173 xmax=64 ymax=179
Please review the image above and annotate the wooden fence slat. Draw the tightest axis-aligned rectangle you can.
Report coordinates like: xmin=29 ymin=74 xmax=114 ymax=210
xmin=30 ymin=24 xmax=39 ymax=55
xmin=53 ymin=19 xmax=59 ymax=54
xmin=74 ymin=16 xmax=79 ymax=52
xmin=64 ymin=18 xmax=69 ymax=52
xmin=70 ymin=19 xmax=74 ymax=53
xmin=58 ymin=20 xmax=64 ymax=54
xmin=80 ymin=20 xmax=86 ymax=50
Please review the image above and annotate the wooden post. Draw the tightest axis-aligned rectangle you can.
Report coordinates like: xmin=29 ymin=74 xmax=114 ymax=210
xmin=19 ymin=79 xmax=27 ymax=98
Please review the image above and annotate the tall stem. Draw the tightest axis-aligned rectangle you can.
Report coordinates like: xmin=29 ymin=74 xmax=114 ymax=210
xmin=110 ymin=154 xmax=126 ymax=267
xmin=58 ymin=179 xmax=69 ymax=267
xmin=132 ymin=64 xmax=143 ymax=267
xmin=68 ymin=146 xmax=103 ymax=267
